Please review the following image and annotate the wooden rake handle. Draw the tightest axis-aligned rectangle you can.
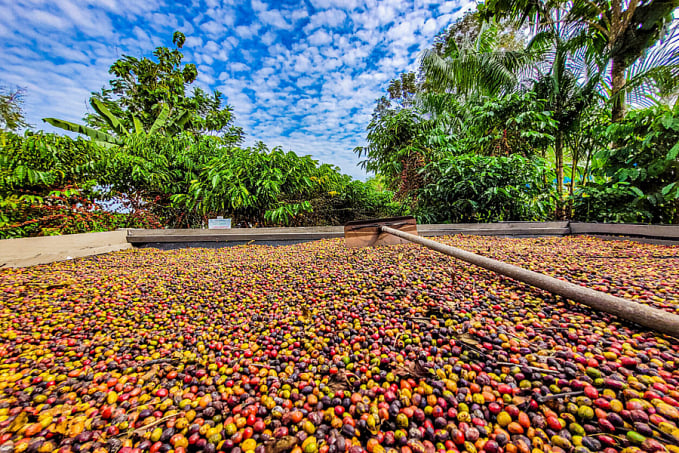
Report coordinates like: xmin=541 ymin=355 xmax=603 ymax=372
xmin=381 ymin=225 xmax=679 ymax=338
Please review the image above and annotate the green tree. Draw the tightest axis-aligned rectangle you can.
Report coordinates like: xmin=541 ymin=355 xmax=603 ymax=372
xmin=455 ymin=91 xmax=557 ymax=157
xmin=172 ymin=145 xmax=345 ymax=226
xmin=524 ymin=5 xmax=604 ymax=213
xmin=441 ymin=9 xmax=528 ymax=53
xmin=0 ymin=131 xmax=161 ymax=238
xmin=483 ymin=0 xmax=679 ymax=121
xmin=358 ymin=13 xmax=557 ymax=202
xmin=87 ymin=31 xmax=243 ymax=142
xmin=617 ymin=23 xmax=679 ymax=109
xmin=354 ymin=108 xmax=434 ymax=197
xmin=421 ymin=24 xmax=528 ymax=97
xmin=416 ymin=153 xmax=554 ymax=223
xmin=574 ymin=103 xmax=679 ymax=223
xmin=372 ymin=72 xmax=421 ymax=122
xmin=579 ymin=0 xmax=678 ymax=122
xmin=420 ymin=20 xmax=537 ymax=99
xmin=0 ymin=86 xmax=30 ymax=131
xmin=103 ymin=133 xmax=227 ymax=228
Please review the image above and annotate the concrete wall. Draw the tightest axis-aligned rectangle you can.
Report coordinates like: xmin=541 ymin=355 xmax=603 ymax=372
xmin=0 ymin=229 xmax=131 ymax=268
xmin=3 ymin=222 xmax=678 ymax=269
xmin=127 ymin=222 xmax=571 ymax=245
xmin=570 ymin=222 xmax=679 ymax=239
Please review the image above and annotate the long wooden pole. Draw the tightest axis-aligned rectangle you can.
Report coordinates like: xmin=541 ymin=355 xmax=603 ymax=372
xmin=380 ymin=225 xmax=679 ymax=338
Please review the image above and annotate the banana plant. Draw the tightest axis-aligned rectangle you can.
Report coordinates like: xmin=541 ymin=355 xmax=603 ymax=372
xmin=40 ymin=117 xmax=120 ymax=148
xmin=90 ymin=98 xmax=128 ymax=137
xmin=43 ymin=98 xmax=177 ymax=147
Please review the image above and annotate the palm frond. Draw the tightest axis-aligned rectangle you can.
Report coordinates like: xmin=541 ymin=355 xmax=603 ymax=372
xmin=527 ymin=29 xmax=556 ymax=53
xmin=601 ymin=23 xmax=679 ymax=108
xmin=476 ymin=21 xmax=500 ymax=54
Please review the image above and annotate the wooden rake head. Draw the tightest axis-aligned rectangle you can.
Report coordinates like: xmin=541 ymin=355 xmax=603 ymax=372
xmin=343 ymin=216 xmax=418 ymax=248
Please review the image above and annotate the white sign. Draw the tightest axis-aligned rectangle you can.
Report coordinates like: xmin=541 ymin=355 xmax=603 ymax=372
xmin=208 ymin=217 xmax=231 ymax=229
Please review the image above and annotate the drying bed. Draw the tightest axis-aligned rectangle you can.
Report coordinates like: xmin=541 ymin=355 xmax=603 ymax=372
xmin=0 ymin=236 xmax=678 ymax=453
xmin=435 ymin=235 xmax=679 ymax=314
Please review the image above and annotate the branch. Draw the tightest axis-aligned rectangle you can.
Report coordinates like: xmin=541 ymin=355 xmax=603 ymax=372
xmin=580 ymin=0 xmax=611 ymax=30
xmin=531 ymin=18 xmax=609 ymax=37
xmin=581 ymin=19 xmax=610 ymax=37
xmin=620 ymin=0 xmax=640 ymax=36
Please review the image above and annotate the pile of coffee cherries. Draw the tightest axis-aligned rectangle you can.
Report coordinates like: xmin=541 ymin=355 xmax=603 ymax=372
xmin=0 ymin=235 xmax=677 ymax=453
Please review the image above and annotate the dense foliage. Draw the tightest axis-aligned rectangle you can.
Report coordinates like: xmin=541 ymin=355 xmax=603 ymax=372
xmin=169 ymin=143 xmax=402 ymax=227
xmin=0 ymin=131 xmax=401 ymax=238
xmin=357 ymin=2 xmax=679 ymax=224
xmin=417 ymin=153 xmax=553 ymax=223
xmin=483 ymin=0 xmax=679 ymax=122
xmin=575 ymin=103 xmax=679 ymax=223
xmin=0 ymin=131 xmax=161 ymax=238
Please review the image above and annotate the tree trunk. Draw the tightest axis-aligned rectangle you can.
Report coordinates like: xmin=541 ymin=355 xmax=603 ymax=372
xmin=555 ymin=131 xmax=564 ymax=218
xmin=611 ymin=57 xmax=627 ymax=123
xmin=581 ymin=146 xmax=595 ymax=189
xmin=567 ymin=142 xmax=579 ymax=220
xmin=569 ymin=140 xmax=578 ymax=198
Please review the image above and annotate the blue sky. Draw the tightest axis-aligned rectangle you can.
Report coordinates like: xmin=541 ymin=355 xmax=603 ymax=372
xmin=0 ymin=0 xmax=474 ymax=179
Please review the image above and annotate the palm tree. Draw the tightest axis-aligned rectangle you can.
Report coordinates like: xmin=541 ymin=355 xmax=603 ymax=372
xmin=417 ymin=19 xmax=544 ymax=166
xmin=525 ymin=6 xmax=605 ymax=215
xmin=606 ymin=20 xmax=679 ymax=110
xmin=419 ymin=20 xmax=538 ymax=100
xmin=483 ymin=0 xmax=679 ymax=122
xmin=570 ymin=0 xmax=678 ymax=121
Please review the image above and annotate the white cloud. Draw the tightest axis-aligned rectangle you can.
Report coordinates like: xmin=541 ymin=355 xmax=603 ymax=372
xmin=230 ymin=62 xmax=249 ymax=72
xmin=259 ymin=9 xmax=293 ymax=30
xmin=307 ymin=29 xmax=332 ymax=46
xmin=422 ymin=17 xmax=438 ymax=34
xmin=235 ymin=23 xmax=262 ymax=38
xmin=309 ymin=0 xmax=360 ymax=10
xmin=292 ymin=54 xmax=313 ymax=73
xmin=260 ymin=30 xmax=277 ymax=45
xmin=201 ymin=20 xmax=228 ymax=37
xmin=204 ymin=40 xmax=220 ymax=53
xmin=251 ymin=0 xmax=268 ymax=13
xmin=133 ymin=26 xmax=154 ymax=45
xmin=185 ymin=36 xmax=204 ymax=47
xmin=1 ymin=0 xmax=477 ymax=180
xmin=291 ymin=8 xmax=309 ymax=21
xmin=30 ymin=10 xmax=70 ymax=29
xmin=57 ymin=0 xmax=115 ymax=37
xmin=439 ymin=1 xmax=463 ymax=14
xmin=375 ymin=4 xmax=397 ymax=25
xmin=304 ymin=9 xmax=347 ymax=31
xmin=296 ymin=77 xmax=315 ymax=87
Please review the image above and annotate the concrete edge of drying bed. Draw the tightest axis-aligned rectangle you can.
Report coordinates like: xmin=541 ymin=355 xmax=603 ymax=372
xmin=1 ymin=222 xmax=678 ymax=268
xmin=0 ymin=229 xmax=131 ymax=268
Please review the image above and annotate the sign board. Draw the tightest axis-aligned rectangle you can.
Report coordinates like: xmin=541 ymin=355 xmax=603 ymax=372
xmin=208 ymin=217 xmax=231 ymax=229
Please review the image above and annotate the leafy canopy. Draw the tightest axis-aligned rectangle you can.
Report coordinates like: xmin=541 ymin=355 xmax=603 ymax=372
xmin=86 ymin=31 xmax=243 ymax=142
xmin=481 ymin=0 xmax=679 ymax=121
xmin=0 ymin=86 xmax=30 ymax=132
